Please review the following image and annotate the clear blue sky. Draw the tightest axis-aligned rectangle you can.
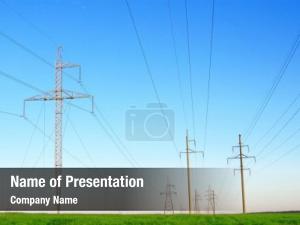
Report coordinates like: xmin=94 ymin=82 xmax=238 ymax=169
xmin=0 ymin=0 xmax=300 ymax=211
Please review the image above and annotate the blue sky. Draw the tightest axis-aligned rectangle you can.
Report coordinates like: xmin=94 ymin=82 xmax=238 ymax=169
xmin=0 ymin=0 xmax=300 ymax=211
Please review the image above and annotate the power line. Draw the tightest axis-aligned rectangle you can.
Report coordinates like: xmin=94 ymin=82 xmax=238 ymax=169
xmin=3 ymin=4 xmax=178 ymax=166
xmin=74 ymin=83 xmax=140 ymax=167
xmin=67 ymin=101 xmax=93 ymax=114
xmin=6 ymin=0 xmax=179 ymax=168
xmin=42 ymin=101 xmax=46 ymax=166
xmin=244 ymin=32 xmax=300 ymax=141
xmin=0 ymin=64 xmax=134 ymax=167
xmin=0 ymin=109 xmax=22 ymax=118
xmin=1 ymin=6 xmax=165 ymax=167
xmin=21 ymin=104 xmax=44 ymax=167
xmin=92 ymin=113 xmax=136 ymax=167
xmin=124 ymin=0 xmax=163 ymax=105
xmin=23 ymin=47 xmax=92 ymax=168
xmin=0 ymin=65 xmax=96 ymax=165
xmin=203 ymin=0 xmax=215 ymax=152
xmin=0 ymin=31 xmax=80 ymax=83
xmin=33 ymin=105 xmax=71 ymax=167
xmin=68 ymin=116 xmax=96 ymax=167
xmin=184 ymin=0 xmax=196 ymax=139
xmin=94 ymin=105 xmax=140 ymax=166
xmin=0 ymin=0 xmax=58 ymax=46
xmin=255 ymin=106 xmax=300 ymax=158
xmin=167 ymin=0 xmax=188 ymax=128
xmin=68 ymin=100 xmax=139 ymax=167
xmin=258 ymin=126 xmax=300 ymax=162
xmin=124 ymin=0 xmax=180 ymax=155
xmin=24 ymin=116 xmax=88 ymax=167
xmin=2 ymin=64 xmax=136 ymax=168
xmin=0 ymin=69 xmax=47 ymax=95
xmin=0 ymin=4 xmax=141 ymax=167
xmin=253 ymin=92 xmax=300 ymax=149
xmin=257 ymin=142 xmax=300 ymax=174
xmin=0 ymin=30 xmax=54 ymax=67
xmin=247 ymin=124 xmax=300 ymax=169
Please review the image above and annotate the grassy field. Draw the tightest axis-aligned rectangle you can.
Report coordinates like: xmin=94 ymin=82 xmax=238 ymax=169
xmin=0 ymin=213 xmax=300 ymax=225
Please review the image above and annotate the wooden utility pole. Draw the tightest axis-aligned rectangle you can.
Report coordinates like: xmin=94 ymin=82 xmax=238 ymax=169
xmin=227 ymin=134 xmax=255 ymax=214
xmin=180 ymin=129 xmax=203 ymax=214
xmin=186 ymin=130 xmax=192 ymax=213
xmin=238 ymin=134 xmax=246 ymax=213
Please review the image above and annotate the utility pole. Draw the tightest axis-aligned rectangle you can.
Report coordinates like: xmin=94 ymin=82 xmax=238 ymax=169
xmin=227 ymin=134 xmax=255 ymax=214
xmin=180 ymin=129 xmax=204 ymax=214
xmin=23 ymin=47 xmax=93 ymax=168
xmin=194 ymin=189 xmax=201 ymax=214
xmin=160 ymin=179 xmax=177 ymax=214
xmin=205 ymin=186 xmax=216 ymax=215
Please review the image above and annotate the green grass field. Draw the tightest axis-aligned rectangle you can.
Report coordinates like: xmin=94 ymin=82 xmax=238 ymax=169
xmin=1 ymin=213 xmax=300 ymax=225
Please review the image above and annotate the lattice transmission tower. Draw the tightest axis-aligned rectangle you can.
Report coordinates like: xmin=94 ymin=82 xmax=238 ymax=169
xmin=160 ymin=179 xmax=177 ymax=214
xmin=23 ymin=47 xmax=93 ymax=168
xmin=205 ymin=186 xmax=216 ymax=215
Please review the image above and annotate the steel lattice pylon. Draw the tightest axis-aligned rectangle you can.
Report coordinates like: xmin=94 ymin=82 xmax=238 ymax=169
xmin=23 ymin=47 xmax=93 ymax=168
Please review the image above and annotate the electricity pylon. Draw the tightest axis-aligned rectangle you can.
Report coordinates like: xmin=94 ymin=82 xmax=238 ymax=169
xmin=227 ymin=134 xmax=255 ymax=214
xmin=180 ymin=129 xmax=204 ymax=214
xmin=23 ymin=47 xmax=93 ymax=168
xmin=194 ymin=189 xmax=201 ymax=214
xmin=160 ymin=179 xmax=177 ymax=214
xmin=205 ymin=186 xmax=216 ymax=215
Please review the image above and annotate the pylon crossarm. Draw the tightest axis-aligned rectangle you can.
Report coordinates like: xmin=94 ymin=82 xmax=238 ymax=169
xmin=227 ymin=156 xmax=239 ymax=164
xmin=23 ymin=93 xmax=53 ymax=117
xmin=248 ymin=155 xmax=256 ymax=163
xmin=59 ymin=62 xmax=81 ymax=82
xmin=240 ymin=154 xmax=249 ymax=158
xmin=241 ymin=154 xmax=256 ymax=162
xmin=62 ymin=90 xmax=91 ymax=99
xmin=190 ymin=150 xmax=204 ymax=158
xmin=232 ymin=145 xmax=239 ymax=152
xmin=24 ymin=92 xmax=54 ymax=101
xmin=26 ymin=90 xmax=92 ymax=100
xmin=62 ymin=63 xmax=80 ymax=69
